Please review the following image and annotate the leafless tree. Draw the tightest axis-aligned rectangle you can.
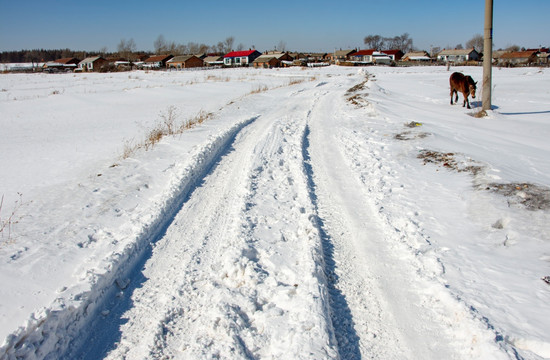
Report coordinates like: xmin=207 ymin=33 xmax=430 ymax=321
xmin=466 ymin=34 xmax=484 ymax=51
xmin=277 ymin=40 xmax=287 ymax=52
xmin=364 ymin=33 xmax=414 ymax=52
xmin=387 ymin=33 xmax=414 ymax=53
xmin=224 ymin=37 xmax=235 ymax=53
xmin=154 ymin=35 xmax=167 ymax=54
xmin=364 ymin=35 xmax=385 ymax=49
xmin=505 ymin=44 xmax=520 ymax=52
xmin=117 ymin=38 xmax=136 ymax=60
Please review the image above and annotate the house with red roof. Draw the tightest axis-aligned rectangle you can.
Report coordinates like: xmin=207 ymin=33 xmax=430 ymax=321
xmin=381 ymin=49 xmax=404 ymax=61
xmin=223 ymin=50 xmax=261 ymax=66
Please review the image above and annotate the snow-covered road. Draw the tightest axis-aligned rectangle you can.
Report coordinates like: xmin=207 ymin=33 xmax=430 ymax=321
xmin=2 ymin=67 xmax=549 ymax=359
xmin=65 ymin=72 xmax=502 ymax=359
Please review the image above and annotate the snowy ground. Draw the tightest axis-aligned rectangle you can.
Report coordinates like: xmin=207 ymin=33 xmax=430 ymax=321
xmin=1 ymin=65 xmax=549 ymax=359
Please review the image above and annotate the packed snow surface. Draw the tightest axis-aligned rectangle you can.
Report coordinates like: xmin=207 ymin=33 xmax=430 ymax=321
xmin=1 ymin=66 xmax=549 ymax=359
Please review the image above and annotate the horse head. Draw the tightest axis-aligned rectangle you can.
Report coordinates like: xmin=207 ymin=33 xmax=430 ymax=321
xmin=468 ymin=77 xmax=477 ymax=99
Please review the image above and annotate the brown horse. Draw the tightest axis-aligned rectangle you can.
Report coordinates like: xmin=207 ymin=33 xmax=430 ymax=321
xmin=449 ymin=72 xmax=477 ymax=109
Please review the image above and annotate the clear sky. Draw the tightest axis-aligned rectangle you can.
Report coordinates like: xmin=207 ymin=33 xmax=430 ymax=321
xmin=0 ymin=0 xmax=548 ymax=53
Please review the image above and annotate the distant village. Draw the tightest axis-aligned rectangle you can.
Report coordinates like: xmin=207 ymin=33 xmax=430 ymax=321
xmin=3 ymin=47 xmax=549 ymax=73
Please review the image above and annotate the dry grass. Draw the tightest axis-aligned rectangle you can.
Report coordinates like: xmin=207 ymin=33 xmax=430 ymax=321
xmin=121 ymin=106 xmax=214 ymax=159
xmin=0 ymin=193 xmax=26 ymax=243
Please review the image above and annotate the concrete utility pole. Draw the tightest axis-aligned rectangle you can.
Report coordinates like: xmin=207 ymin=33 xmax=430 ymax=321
xmin=482 ymin=0 xmax=494 ymax=111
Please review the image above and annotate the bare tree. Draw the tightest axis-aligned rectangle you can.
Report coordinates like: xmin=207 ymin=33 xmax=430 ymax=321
xmin=154 ymin=35 xmax=167 ymax=54
xmin=455 ymin=43 xmax=464 ymax=49
xmin=387 ymin=33 xmax=413 ymax=52
xmin=98 ymin=46 xmax=108 ymax=56
xmin=117 ymin=38 xmax=136 ymax=60
xmin=364 ymin=35 xmax=385 ymax=49
xmin=505 ymin=44 xmax=520 ymax=52
xmin=466 ymin=34 xmax=484 ymax=51
xmin=277 ymin=40 xmax=287 ymax=52
xmin=223 ymin=37 xmax=235 ymax=53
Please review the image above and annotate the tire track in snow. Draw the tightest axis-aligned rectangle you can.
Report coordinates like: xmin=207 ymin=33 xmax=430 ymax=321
xmin=63 ymin=115 xmax=260 ymax=360
xmin=302 ymin=114 xmax=362 ymax=358
xmin=68 ymin=83 xmax=345 ymax=359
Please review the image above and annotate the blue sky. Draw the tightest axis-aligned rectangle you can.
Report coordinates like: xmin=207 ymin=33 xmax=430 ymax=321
xmin=1 ymin=0 xmax=548 ymax=53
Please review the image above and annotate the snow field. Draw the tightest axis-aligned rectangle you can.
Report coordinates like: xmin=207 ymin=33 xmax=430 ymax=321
xmin=1 ymin=66 xmax=549 ymax=359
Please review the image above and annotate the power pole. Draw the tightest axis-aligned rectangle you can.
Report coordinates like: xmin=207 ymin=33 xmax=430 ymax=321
xmin=482 ymin=0 xmax=493 ymax=111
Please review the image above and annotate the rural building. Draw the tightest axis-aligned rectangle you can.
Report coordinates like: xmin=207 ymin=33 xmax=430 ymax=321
xmin=43 ymin=57 xmax=80 ymax=72
xmin=331 ymin=49 xmax=356 ymax=63
xmin=78 ymin=56 xmax=109 ymax=72
xmin=223 ymin=50 xmax=261 ymax=66
xmin=253 ymin=52 xmax=294 ymax=68
xmin=166 ymin=55 xmax=204 ymax=69
xmin=143 ymin=55 xmax=174 ymax=69
xmin=350 ymin=49 xmax=376 ymax=63
xmin=261 ymin=51 xmax=294 ymax=62
xmin=437 ymin=48 xmax=480 ymax=63
xmin=349 ymin=50 xmax=392 ymax=64
xmin=498 ymin=50 xmax=539 ymax=66
xmin=401 ymin=51 xmax=432 ymax=61
xmin=381 ymin=49 xmax=404 ymax=61
xmin=203 ymin=56 xmax=224 ymax=66
xmin=253 ymin=56 xmax=281 ymax=68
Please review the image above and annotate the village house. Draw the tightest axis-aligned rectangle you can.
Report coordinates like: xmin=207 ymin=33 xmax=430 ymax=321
xmin=437 ymin=48 xmax=480 ymax=63
xmin=253 ymin=52 xmax=294 ymax=68
xmin=203 ymin=55 xmax=224 ymax=66
xmin=166 ymin=55 xmax=204 ymax=69
xmin=349 ymin=50 xmax=392 ymax=64
xmin=43 ymin=57 xmax=80 ymax=72
xmin=78 ymin=56 xmax=109 ymax=72
xmin=143 ymin=55 xmax=174 ymax=69
xmin=381 ymin=49 xmax=404 ymax=61
xmin=223 ymin=50 xmax=261 ymax=66
xmin=498 ymin=50 xmax=539 ymax=66
xmin=331 ymin=49 xmax=355 ymax=63
xmin=401 ymin=51 xmax=432 ymax=62
xmin=253 ymin=56 xmax=281 ymax=68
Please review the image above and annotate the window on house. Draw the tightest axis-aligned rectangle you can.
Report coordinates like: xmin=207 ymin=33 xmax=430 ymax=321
xmin=235 ymin=57 xmax=241 ymax=64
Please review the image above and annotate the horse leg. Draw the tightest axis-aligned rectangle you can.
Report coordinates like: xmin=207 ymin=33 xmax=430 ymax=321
xmin=450 ymin=89 xmax=454 ymax=104
xmin=462 ymin=93 xmax=471 ymax=108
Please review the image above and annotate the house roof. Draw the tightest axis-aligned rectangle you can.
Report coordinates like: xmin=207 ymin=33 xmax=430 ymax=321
xmin=253 ymin=56 xmax=279 ymax=64
xmin=403 ymin=51 xmax=430 ymax=58
xmin=203 ymin=56 xmax=223 ymax=63
xmin=167 ymin=55 xmax=200 ymax=63
xmin=257 ymin=52 xmax=289 ymax=60
xmin=334 ymin=49 xmax=355 ymax=57
xmin=54 ymin=57 xmax=79 ymax=64
xmin=224 ymin=50 xmax=258 ymax=58
xmin=145 ymin=55 xmax=173 ymax=63
xmin=381 ymin=49 xmax=403 ymax=55
xmin=350 ymin=49 xmax=376 ymax=56
xmin=438 ymin=48 xmax=477 ymax=56
xmin=500 ymin=50 xmax=538 ymax=59
xmin=79 ymin=56 xmax=105 ymax=64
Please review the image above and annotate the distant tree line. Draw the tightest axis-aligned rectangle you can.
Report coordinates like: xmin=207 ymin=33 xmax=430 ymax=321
xmin=0 ymin=49 xmax=116 ymax=63
xmin=0 ymin=35 xmax=249 ymax=63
